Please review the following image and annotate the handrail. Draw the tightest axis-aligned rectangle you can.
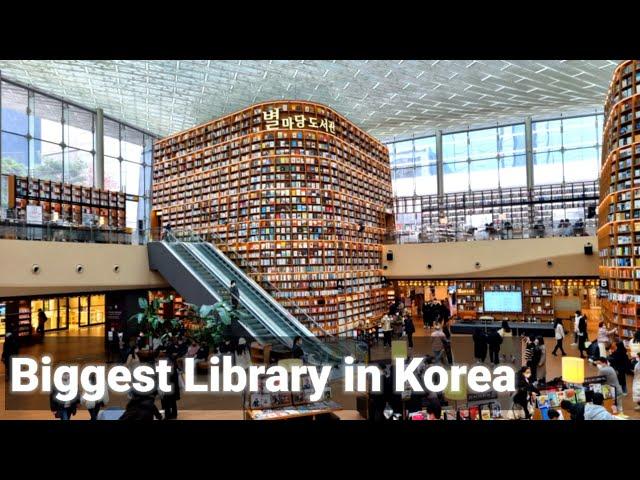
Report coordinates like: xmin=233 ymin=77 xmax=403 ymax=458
xmin=163 ymin=228 xmax=336 ymax=339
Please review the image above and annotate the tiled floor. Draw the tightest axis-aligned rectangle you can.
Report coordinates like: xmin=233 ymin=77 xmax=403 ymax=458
xmin=1 ymin=311 xmax=638 ymax=420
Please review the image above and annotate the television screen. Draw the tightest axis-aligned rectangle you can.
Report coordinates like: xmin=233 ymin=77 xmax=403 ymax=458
xmin=483 ymin=291 xmax=522 ymax=313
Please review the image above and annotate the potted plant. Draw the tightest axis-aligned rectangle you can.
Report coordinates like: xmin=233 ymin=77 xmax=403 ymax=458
xmin=182 ymin=301 xmax=234 ymax=372
xmin=129 ymin=296 xmax=179 ymax=361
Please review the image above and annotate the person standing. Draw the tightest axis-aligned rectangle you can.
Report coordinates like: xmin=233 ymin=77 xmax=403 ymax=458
xmin=577 ymin=314 xmax=588 ymax=358
xmin=230 ymin=280 xmax=239 ymax=310
xmin=535 ymin=336 xmax=547 ymax=385
xmin=50 ymin=372 xmax=79 ymax=420
xmin=597 ymin=322 xmax=616 ymax=358
xmin=81 ymin=372 xmax=109 ymax=420
xmin=595 ymin=357 xmax=624 ymax=414
xmin=291 ymin=335 xmax=305 ymax=360
xmin=632 ymin=351 xmax=640 ymax=411
xmin=37 ymin=308 xmax=48 ymax=337
xmin=472 ymin=329 xmax=488 ymax=363
xmin=161 ymin=357 xmax=181 ymax=420
xmin=381 ymin=314 xmax=392 ymax=348
xmin=551 ymin=318 xmax=567 ymax=356
xmin=431 ymin=323 xmax=447 ymax=364
xmin=572 ymin=310 xmax=581 ymax=346
xmin=422 ymin=301 xmax=429 ymax=330
xmin=1 ymin=331 xmax=19 ymax=380
xmin=404 ymin=314 xmax=415 ymax=349
xmin=609 ymin=340 xmax=632 ymax=395
xmin=512 ymin=366 xmax=539 ymax=420
xmin=487 ymin=329 xmax=502 ymax=365
xmin=498 ymin=321 xmax=515 ymax=363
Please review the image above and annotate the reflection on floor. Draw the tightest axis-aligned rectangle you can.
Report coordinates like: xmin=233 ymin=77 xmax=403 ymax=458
xmin=2 ymin=315 xmax=638 ymax=420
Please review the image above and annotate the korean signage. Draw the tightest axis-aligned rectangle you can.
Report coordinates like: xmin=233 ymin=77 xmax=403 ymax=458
xmin=263 ymin=107 xmax=336 ymax=134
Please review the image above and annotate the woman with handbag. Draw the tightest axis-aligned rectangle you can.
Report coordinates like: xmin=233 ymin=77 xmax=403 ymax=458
xmin=512 ymin=366 xmax=539 ymax=420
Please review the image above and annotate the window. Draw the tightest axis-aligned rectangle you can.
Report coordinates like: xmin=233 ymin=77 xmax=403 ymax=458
xmin=562 ymin=116 xmax=597 ymax=149
xmin=392 ymin=140 xmax=414 ymax=169
xmin=469 ymin=127 xmax=497 ymax=159
xmin=563 ymin=147 xmax=599 ymax=182
xmin=443 ymin=161 xmax=469 ymax=193
xmin=1 ymin=131 xmax=28 ymax=176
xmin=532 ymin=120 xmax=562 ymax=152
xmin=499 ymin=155 xmax=527 ymax=188
xmin=415 ymin=164 xmax=438 ymax=195
xmin=392 ymin=167 xmax=415 ymax=197
xmin=104 ymin=119 xmax=120 ymax=157
xmin=104 ymin=156 xmax=120 ymax=191
xmin=498 ymin=124 xmax=526 ymax=154
xmin=442 ymin=132 xmax=468 ymax=162
xmin=31 ymin=140 xmax=63 ymax=182
xmin=534 ymin=151 xmax=563 ymax=185
xmin=469 ymin=158 xmax=499 ymax=190
xmin=1 ymin=81 xmax=29 ymax=135
xmin=122 ymin=160 xmax=143 ymax=195
xmin=122 ymin=126 xmax=143 ymax=163
xmin=65 ymin=149 xmax=94 ymax=186
xmin=33 ymin=93 xmax=63 ymax=144
xmin=66 ymin=106 xmax=94 ymax=151
xmin=414 ymin=137 xmax=436 ymax=166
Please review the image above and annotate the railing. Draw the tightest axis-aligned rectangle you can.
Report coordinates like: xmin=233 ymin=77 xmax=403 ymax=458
xmin=385 ymin=219 xmax=597 ymax=244
xmin=0 ymin=219 xmax=132 ymax=244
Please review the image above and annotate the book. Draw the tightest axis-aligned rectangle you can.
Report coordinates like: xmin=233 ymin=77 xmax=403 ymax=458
xmin=481 ymin=405 xmax=492 ymax=421
xmin=537 ymin=395 xmax=550 ymax=409
xmin=547 ymin=392 xmax=559 ymax=407
xmin=576 ymin=388 xmax=587 ymax=403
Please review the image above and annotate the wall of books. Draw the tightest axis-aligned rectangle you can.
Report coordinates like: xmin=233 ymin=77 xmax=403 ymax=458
xmin=395 ymin=278 xmax=598 ymax=322
xmin=600 ymin=60 xmax=640 ymax=339
xmin=152 ymin=101 xmax=394 ymax=335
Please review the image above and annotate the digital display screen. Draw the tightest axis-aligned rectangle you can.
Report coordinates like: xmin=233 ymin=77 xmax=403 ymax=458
xmin=483 ymin=291 xmax=522 ymax=313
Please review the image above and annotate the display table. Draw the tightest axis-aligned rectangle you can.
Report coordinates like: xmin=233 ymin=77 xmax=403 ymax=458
xmin=245 ymin=401 xmax=342 ymax=420
xmin=451 ymin=321 xmax=555 ymax=337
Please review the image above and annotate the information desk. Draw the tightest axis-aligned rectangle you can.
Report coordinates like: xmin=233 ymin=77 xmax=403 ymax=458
xmin=451 ymin=321 xmax=555 ymax=337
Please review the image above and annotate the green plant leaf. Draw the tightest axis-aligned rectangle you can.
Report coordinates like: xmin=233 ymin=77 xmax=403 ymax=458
xmin=199 ymin=305 xmax=214 ymax=319
xmin=138 ymin=297 xmax=148 ymax=310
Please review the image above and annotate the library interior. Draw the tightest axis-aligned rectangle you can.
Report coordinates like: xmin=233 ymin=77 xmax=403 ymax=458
xmin=0 ymin=60 xmax=639 ymax=421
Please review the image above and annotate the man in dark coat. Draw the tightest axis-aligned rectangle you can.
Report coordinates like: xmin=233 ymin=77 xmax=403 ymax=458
xmin=486 ymin=329 xmax=503 ymax=365
xmin=230 ymin=280 xmax=240 ymax=309
xmin=1 ymin=332 xmax=19 ymax=380
xmin=472 ymin=329 xmax=488 ymax=363
xmin=404 ymin=315 xmax=416 ymax=349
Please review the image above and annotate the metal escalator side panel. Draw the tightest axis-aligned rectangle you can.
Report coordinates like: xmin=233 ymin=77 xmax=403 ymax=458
xmin=182 ymin=242 xmax=294 ymax=344
xmin=147 ymin=241 xmax=266 ymax=345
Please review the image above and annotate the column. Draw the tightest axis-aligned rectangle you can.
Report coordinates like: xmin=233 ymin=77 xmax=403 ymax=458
xmin=95 ymin=108 xmax=104 ymax=189
xmin=525 ymin=116 xmax=533 ymax=189
xmin=436 ymin=130 xmax=444 ymax=196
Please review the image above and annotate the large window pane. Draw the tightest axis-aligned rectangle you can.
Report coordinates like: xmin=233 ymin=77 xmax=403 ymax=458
xmin=468 ymin=128 xmax=497 ymax=159
xmin=563 ymin=147 xmax=599 ymax=182
xmin=32 ymin=140 xmax=63 ymax=182
xmin=443 ymin=161 xmax=469 ymax=193
xmin=126 ymin=200 xmax=139 ymax=231
xmin=469 ymin=158 xmax=499 ymax=190
xmin=392 ymin=167 xmax=415 ymax=196
xmin=414 ymin=137 xmax=437 ymax=166
xmin=414 ymin=164 xmax=437 ymax=195
xmin=596 ymin=114 xmax=604 ymax=145
xmin=122 ymin=160 xmax=143 ymax=195
xmin=392 ymin=140 xmax=414 ymax=169
xmin=104 ymin=156 xmax=120 ymax=191
xmin=534 ymin=150 xmax=563 ymax=185
xmin=498 ymin=124 xmax=526 ymax=154
xmin=1 ymin=132 xmax=28 ymax=176
xmin=104 ymin=119 xmax=120 ymax=157
xmin=562 ymin=116 xmax=596 ymax=149
xmin=33 ymin=93 xmax=62 ymax=144
xmin=1 ymin=81 xmax=29 ymax=135
xmin=532 ymin=119 xmax=562 ymax=152
xmin=442 ymin=132 xmax=468 ymax=162
xmin=65 ymin=149 xmax=94 ymax=186
xmin=122 ymin=126 xmax=144 ymax=163
xmin=499 ymin=155 xmax=527 ymax=188
xmin=66 ymin=106 xmax=94 ymax=151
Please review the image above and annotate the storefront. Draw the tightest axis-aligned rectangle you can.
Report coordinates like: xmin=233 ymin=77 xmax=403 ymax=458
xmin=0 ymin=294 xmax=106 ymax=336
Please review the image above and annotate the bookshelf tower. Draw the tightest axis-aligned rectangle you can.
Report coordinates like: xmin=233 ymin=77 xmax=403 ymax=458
xmin=152 ymin=101 xmax=393 ymax=336
xmin=599 ymin=60 xmax=640 ymax=340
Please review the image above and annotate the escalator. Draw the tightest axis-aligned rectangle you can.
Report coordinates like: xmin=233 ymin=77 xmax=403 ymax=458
xmin=148 ymin=234 xmax=360 ymax=365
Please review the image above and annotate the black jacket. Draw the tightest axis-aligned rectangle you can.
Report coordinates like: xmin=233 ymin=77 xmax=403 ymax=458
xmin=291 ymin=344 xmax=304 ymax=359
xmin=404 ymin=317 xmax=415 ymax=334
xmin=486 ymin=330 xmax=503 ymax=350
xmin=472 ymin=331 xmax=488 ymax=358
xmin=120 ymin=395 xmax=163 ymax=421
xmin=513 ymin=374 xmax=539 ymax=405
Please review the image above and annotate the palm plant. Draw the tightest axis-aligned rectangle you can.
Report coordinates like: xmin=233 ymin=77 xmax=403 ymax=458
xmin=182 ymin=301 xmax=234 ymax=351
xmin=129 ymin=297 xmax=179 ymax=349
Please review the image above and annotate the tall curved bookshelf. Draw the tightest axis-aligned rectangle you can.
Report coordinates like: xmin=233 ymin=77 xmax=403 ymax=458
xmin=599 ymin=60 xmax=640 ymax=339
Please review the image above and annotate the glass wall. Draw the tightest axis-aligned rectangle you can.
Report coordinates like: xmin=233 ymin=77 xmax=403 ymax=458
xmin=0 ymin=78 xmax=156 ymax=230
xmin=387 ymin=112 xmax=603 ymax=196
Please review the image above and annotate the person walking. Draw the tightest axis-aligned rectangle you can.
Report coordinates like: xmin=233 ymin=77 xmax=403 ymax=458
xmin=431 ymin=322 xmax=447 ymax=364
xmin=404 ymin=314 xmax=415 ymax=349
xmin=81 ymin=372 xmax=109 ymax=420
xmin=381 ymin=314 xmax=392 ymax=348
xmin=577 ymin=314 xmax=588 ymax=358
xmin=50 ymin=372 xmax=80 ymax=420
xmin=572 ymin=310 xmax=581 ymax=346
xmin=597 ymin=322 xmax=616 ymax=358
xmin=37 ymin=308 xmax=48 ymax=337
xmin=551 ymin=318 xmax=567 ymax=356
xmin=595 ymin=357 xmax=624 ymax=414
xmin=160 ymin=357 xmax=181 ymax=420
xmin=230 ymin=280 xmax=239 ymax=310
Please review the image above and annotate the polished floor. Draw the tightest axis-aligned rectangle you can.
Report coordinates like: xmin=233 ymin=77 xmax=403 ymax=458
xmin=1 ymin=311 xmax=638 ymax=420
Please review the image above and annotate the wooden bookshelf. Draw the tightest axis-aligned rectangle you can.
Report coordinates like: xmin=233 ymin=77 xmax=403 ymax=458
xmin=7 ymin=175 xmax=126 ymax=230
xmin=152 ymin=101 xmax=393 ymax=336
xmin=600 ymin=60 xmax=640 ymax=339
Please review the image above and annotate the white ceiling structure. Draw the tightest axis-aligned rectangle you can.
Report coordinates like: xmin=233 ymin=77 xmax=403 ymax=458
xmin=0 ymin=60 xmax=619 ymax=142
